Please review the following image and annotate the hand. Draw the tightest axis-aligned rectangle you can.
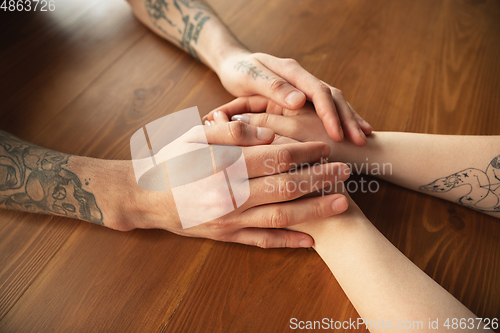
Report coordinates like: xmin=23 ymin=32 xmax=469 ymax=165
xmin=206 ymin=96 xmax=348 ymax=160
xmin=119 ymin=120 xmax=350 ymax=248
xmin=210 ymin=51 xmax=372 ymax=145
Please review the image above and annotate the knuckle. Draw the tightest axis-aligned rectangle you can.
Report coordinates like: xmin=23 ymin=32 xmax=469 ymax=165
xmin=277 ymin=174 xmax=297 ymax=200
xmin=269 ymin=77 xmax=289 ymax=93
xmin=276 ymin=148 xmax=293 ymax=172
xmin=332 ymin=87 xmax=343 ymax=96
xmin=256 ymin=113 xmax=270 ymax=127
xmin=270 ymin=207 xmax=289 ymax=228
xmin=227 ymin=121 xmax=245 ymax=142
xmin=284 ymin=58 xmax=299 ymax=66
xmin=319 ymin=83 xmax=332 ymax=95
xmin=313 ymin=200 xmax=325 ymax=218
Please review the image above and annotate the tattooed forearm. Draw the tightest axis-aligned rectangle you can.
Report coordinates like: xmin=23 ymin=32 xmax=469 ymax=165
xmin=0 ymin=131 xmax=103 ymax=224
xmin=234 ymin=61 xmax=269 ymax=80
xmin=145 ymin=0 xmax=211 ymax=60
xmin=419 ymin=155 xmax=500 ymax=213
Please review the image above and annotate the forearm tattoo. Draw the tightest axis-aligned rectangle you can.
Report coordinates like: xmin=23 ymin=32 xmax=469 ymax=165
xmin=145 ymin=0 xmax=212 ymax=60
xmin=419 ymin=155 xmax=500 ymax=213
xmin=0 ymin=131 xmax=103 ymax=224
xmin=234 ymin=61 xmax=269 ymax=80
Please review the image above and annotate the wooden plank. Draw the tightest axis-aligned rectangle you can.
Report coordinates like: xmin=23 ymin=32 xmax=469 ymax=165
xmin=164 ymin=242 xmax=367 ymax=333
xmin=0 ymin=212 xmax=79 ymax=321
xmin=0 ymin=223 xmax=214 ymax=332
xmin=0 ymin=0 xmax=147 ymax=142
xmin=405 ymin=0 xmax=500 ymax=134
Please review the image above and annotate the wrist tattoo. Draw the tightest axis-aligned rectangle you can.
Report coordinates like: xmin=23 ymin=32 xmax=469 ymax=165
xmin=234 ymin=61 xmax=269 ymax=80
xmin=0 ymin=131 xmax=103 ymax=225
xmin=419 ymin=154 xmax=500 ymax=213
xmin=145 ymin=0 xmax=212 ymax=60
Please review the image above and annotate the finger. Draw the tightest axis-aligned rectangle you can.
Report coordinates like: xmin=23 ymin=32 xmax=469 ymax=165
xmin=347 ymin=101 xmax=373 ymax=135
xmin=213 ymin=109 xmax=229 ymax=124
xmin=254 ymin=54 xmax=344 ymax=142
xmin=205 ymin=96 xmax=271 ymax=122
xmin=246 ymin=162 xmax=350 ymax=207
xmin=240 ymin=193 xmax=348 ymax=229
xmin=333 ymin=92 xmax=367 ymax=146
xmin=200 ymin=121 xmax=275 ymax=146
xmin=231 ymin=112 xmax=300 ymax=138
xmin=228 ymin=228 xmax=314 ymax=248
xmin=243 ymin=141 xmax=330 ymax=178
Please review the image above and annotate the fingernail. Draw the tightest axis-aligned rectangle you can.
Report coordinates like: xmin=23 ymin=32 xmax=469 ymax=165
xmin=204 ymin=120 xmax=211 ymax=126
xmin=332 ymin=197 xmax=347 ymax=213
xmin=231 ymin=115 xmax=251 ymax=124
xmin=210 ymin=121 xmax=215 ymax=125
xmin=214 ymin=110 xmax=219 ymax=119
xmin=285 ymin=91 xmax=305 ymax=107
xmin=299 ymin=238 xmax=312 ymax=248
xmin=257 ymin=127 xmax=274 ymax=141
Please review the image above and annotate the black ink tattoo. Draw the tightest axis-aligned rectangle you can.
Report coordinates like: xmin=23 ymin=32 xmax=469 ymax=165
xmin=234 ymin=61 xmax=269 ymax=80
xmin=0 ymin=132 xmax=104 ymax=224
xmin=419 ymin=155 xmax=500 ymax=213
xmin=145 ymin=0 xmax=211 ymax=60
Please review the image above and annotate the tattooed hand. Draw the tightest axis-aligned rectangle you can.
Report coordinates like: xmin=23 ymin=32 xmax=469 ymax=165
xmin=209 ymin=52 xmax=373 ymax=146
xmin=129 ymin=0 xmax=371 ymax=145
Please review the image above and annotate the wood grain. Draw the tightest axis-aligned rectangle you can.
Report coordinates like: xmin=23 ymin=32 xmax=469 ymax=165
xmin=0 ymin=0 xmax=499 ymax=331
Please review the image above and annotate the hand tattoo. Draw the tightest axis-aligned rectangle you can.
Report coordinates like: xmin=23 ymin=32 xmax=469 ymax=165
xmin=419 ymin=155 xmax=500 ymax=213
xmin=145 ymin=0 xmax=211 ymax=60
xmin=0 ymin=132 xmax=103 ymax=225
xmin=234 ymin=61 xmax=269 ymax=80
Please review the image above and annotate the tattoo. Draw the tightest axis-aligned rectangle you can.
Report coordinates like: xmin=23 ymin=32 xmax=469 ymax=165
xmin=0 ymin=132 xmax=103 ymax=225
xmin=145 ymin=0 xmax=211 ymax=60
xmin=234 ymin=61 xmax=269 ymax=80
xmin=419 ymin=155 xmax=500 ymax=213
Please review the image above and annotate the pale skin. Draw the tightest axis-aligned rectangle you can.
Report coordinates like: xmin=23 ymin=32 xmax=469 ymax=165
xmin=0 ymin=123 xmax=351 ymax=248
xmin=207 ymin=96 xmax=500 ymax=217
xmin=208 ymin=97 xmax=497 ymax=331
xmin=125 ymin=0 xmax=372 ymax=145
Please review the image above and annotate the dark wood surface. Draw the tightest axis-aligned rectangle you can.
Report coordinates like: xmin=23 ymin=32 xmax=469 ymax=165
xmin=1 ymin=0 xmax=499 ymax=332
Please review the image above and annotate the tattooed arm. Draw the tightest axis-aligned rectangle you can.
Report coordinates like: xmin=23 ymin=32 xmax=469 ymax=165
xmin=0 ymin=131 xmax=106 ymax=225
xmin=125 ymin=0 xmax=372 ymax=146
xmin=215 ymin=97 xmax=500 ymax=217
xmin=0 ymin=128 xmax=354 ymax=248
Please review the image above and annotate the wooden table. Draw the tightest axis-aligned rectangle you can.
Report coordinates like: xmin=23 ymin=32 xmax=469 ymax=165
xmin=1 ymin=0 xmax=499 ymax=331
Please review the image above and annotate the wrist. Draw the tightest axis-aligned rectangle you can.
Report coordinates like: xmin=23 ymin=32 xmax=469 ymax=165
xmin=209 ymin=41 xmax=250 ymax=76
xmin=68 ymin=157 xmax=142 ymax=231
